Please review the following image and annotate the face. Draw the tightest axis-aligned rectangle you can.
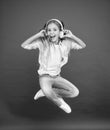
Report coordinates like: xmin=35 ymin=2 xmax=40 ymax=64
xmin=46 ymin=23 xmax=60 ymax=43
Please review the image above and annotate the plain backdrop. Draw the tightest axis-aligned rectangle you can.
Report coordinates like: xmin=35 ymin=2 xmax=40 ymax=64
xmin=0 ymin=0 xmax=110 ymax=130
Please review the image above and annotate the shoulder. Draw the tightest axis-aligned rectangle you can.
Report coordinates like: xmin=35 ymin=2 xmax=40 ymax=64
xmin=35 ymin=37 xmax=48 ymax=45
xmin=32 ymin=38 xmax=44 ymax=49
xmin=60 ymin=38 xmax=72 ymax=48
xmin=36 ymin=37 xmax=49 ymax=49
xmin=61 ymin=38 xmax=82 ymax=50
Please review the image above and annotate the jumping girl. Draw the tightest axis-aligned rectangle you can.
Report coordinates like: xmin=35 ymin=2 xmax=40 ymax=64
xmin=21 ymin=19 xmax=86 ymax=113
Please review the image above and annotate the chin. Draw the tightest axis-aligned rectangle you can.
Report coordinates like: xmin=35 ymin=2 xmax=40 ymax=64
xmin=52 ymin=39 xmax=58 ymax=43
xmin=51 ymin=41 xmax=57 ymax=43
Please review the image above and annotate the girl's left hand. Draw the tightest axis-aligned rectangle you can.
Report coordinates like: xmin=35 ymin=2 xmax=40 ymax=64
xmin=63 ymin=30 xmax=73 ymax=38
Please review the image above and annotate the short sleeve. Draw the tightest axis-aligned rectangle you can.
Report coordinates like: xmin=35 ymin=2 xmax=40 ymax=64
xmin=60 ymin=40 xmax=71 ymax=57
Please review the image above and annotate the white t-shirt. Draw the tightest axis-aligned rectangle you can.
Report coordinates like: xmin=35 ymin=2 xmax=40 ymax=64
xmin=23 ymin=38 xmax=82 ymax=76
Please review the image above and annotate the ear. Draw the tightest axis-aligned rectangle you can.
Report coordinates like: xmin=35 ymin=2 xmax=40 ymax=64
xmin=60 ymin=31 xmax=64 ymax=38
xmin=42 ymin=24 xmax=47 ymax=35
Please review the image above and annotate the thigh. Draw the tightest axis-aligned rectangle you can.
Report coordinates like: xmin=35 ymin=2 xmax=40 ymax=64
xmin=54 ymin=76 xmax=77 ymax=91
xmin=53 ymin=76 xmax=79 ymax=97
xmin=39 ymin=75 xmax=53 ymax=93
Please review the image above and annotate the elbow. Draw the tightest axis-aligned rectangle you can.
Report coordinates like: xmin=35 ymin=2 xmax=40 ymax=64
xmin=83 ymin=44 xmax=86 ymax=48
xmin=21 ymin=44 xmax=26 ymax=49
xmin=21 ymin=44 xmax=31 ymax=50
xmin=21 ymin=44 xmax=24 ymax=48
xmin=81 ymin=41 xmax=86 ymax=49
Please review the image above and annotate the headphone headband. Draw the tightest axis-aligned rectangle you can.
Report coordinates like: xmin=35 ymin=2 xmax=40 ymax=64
xmin=46 ymin=19 xmax=64 ymax=30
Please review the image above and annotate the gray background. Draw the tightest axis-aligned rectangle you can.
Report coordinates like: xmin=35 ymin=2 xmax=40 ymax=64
xmin=0 ymin=0 xmax=110 ymax=130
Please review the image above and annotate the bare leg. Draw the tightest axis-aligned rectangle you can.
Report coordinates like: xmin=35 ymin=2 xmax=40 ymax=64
xmin=39 ymin=75 xmax=71 ymax=113
xmin=34 ymin=75 xmax=79 ymax=100
xmin=53 ymin=76 xmax=79 ymax=98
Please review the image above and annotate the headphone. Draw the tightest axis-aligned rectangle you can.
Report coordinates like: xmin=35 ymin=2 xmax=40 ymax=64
xmin=46 ymin=19 xmax=64 ymax=30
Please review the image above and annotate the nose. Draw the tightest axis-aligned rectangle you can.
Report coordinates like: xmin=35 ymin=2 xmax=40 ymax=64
xmin=49 ymin=31 xmax=54 ymax=36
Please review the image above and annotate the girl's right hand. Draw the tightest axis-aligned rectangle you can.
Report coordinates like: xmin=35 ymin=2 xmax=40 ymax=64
xmin=38 ymin=30 xmax=46 ymax=37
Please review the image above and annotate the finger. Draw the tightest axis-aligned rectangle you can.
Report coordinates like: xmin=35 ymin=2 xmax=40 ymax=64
xmin=63 ymin=30 xmax=69 ymax=35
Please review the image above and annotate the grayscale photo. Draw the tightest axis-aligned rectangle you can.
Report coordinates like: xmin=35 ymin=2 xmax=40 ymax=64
xmin=0 ymin=0 xmax=110 ymax=130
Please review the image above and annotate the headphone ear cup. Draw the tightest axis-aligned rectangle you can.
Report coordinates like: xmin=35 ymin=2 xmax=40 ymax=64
xmin=42 ymin=24 xmax=47 ymax=36
xmin=60 ymin=31 xmax=64 ymax=38
xmin=45 ymin=31 xmax=48 ymax=37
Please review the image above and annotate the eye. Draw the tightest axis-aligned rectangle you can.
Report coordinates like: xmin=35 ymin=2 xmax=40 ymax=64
xmin=48 ymin=29 xmax=51 ymax=32
xmin=54 ymin=28 xmax=57 ymax=31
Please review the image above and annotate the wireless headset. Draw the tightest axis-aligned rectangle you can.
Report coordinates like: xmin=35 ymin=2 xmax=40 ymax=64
xmin=46 ymin=19 xmax=64 ymax=30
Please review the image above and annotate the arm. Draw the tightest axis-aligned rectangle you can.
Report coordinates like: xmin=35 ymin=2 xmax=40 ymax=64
xmin=63 ymin=30 xmax=86 ymax=49
xmin=21 ymin=30 xmax=45 ymax=50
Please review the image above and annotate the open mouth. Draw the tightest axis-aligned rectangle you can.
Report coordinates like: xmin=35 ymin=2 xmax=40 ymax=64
xmin=48 ymin=35 xmax=58 ymax=42
xmin=50 ymin=35 xmax=56 ymax=38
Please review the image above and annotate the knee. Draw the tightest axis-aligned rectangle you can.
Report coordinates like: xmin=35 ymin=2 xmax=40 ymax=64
xmin=75 ymin=88 xmax=79 ymax=97
xmin=71 ymin=88 xmax=79 ymax=98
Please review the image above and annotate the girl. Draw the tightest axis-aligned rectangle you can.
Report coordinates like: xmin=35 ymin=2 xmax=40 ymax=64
xmin=21 ymin=19 xmax=86 ymax=113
